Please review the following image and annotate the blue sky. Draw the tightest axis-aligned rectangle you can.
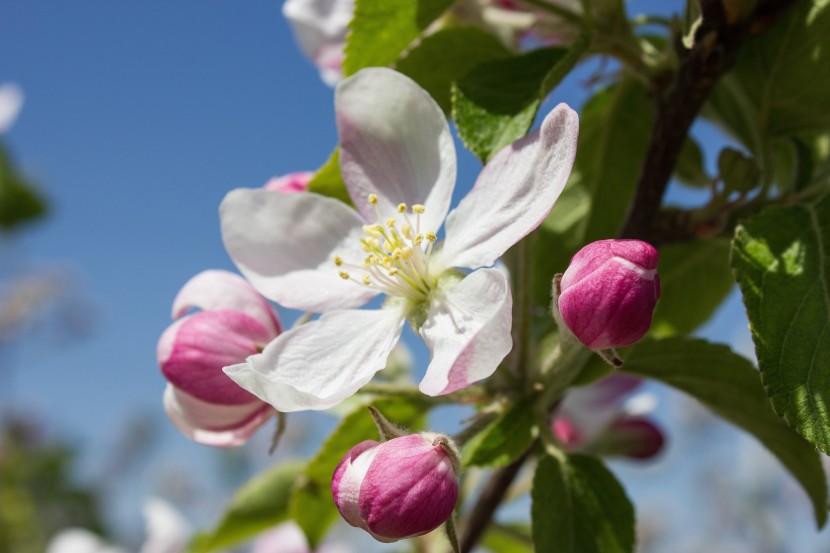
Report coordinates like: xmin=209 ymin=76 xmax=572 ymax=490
xmin=2 ymin=1 xmax=829 ymax=551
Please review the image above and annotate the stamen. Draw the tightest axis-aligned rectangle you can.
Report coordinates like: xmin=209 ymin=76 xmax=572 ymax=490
xmin=362 ymin=274 xmax=372 ymax=286
xmin=333 ymin=255 xmax=343 ymax=267
xmin=414 ymin=234 xmax=424 ymax=246
xmin=401 ymin=224 xmax=412 ymax=239
xmin=412 ymin=204 xmax=425 ymax=214
xmin=338 ymin=271 xmax=350 ymax=280
xmin=368 ymin=194 xmax=378 ymax=205
xmin=425 ymin=231 xmax=437 ymax=243
xmin=363 ymin=224 xmax=382 ymax=237
xmin=386 ymin=217 xmax=397 ymax=228
xmin=397 ymin=203 xmax=407 ymax=213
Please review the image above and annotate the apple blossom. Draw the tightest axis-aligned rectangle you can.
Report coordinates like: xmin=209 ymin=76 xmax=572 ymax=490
xmin=558 ymin=239 xmax=660 ymax=350
xmin=220 ymin=67 xmax=578 ymax=411
xmin=157 ymin=270 xmax=281 ymax=446
xmin=282 ymin=0 xmax=353 ymax=85
xmin=553 ymin=373 xmax=664 ymax=460
xmin=331 ymin=433 xmax=459 ymax=542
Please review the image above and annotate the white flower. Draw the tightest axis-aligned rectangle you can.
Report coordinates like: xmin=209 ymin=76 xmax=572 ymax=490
xmin=0 ymin=83 xmax=24 ymax=134
xmin=220 ymin=67 xmax=578 ymax=411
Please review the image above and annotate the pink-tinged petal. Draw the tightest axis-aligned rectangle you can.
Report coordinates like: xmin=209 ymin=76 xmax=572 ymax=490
xmin=359 ymin=434 xmax=457 ymax=541
xmin=283 ymin=0 xmax=353 ymax=85
xmin=419 ymin=269 xmax=513 ymax=396
xmin=332 ymin=440 xmax=381 ymax=532
xmin=158 ymin=311 xmax=271 ymax=405
xmin=223 ymin=308 xmax=405 ymax=412
xmin=598 ymin=416 xmax=665 ymax=460
xmin=139 ymin=498 xmax=190 ymax=553
xmin=437 ymin=104 xmax=579 ymax=270
xmin=0 ymin=83 xmax=24 ymax=134
xmin=171 ymin=270 xmax=281 ymax=336
xmin=251 ymin=522 xmax=311 ymax=553
xmin=220 ymin=188 xmax=379 ymax=312
xmin=263 ymin=172 xmax=313 ymax=193
xmin=163 ymin=385 xmax=272 ymax=447
xmin=336 ymin=68 xmax=456 ymax=230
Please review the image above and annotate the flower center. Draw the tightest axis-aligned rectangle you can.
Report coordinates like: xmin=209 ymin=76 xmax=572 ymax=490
xmin=334 ymin=194 xmax=438 ymax=301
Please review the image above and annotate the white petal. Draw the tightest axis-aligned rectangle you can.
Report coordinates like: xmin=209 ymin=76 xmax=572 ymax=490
xmin=419 ymin=269 xmax=513 ymax=395
xmin=171 ymin=270 xmax=281 ymax=335
xmin=224 ymin=308 xmax=405 ymax=412
xmin=46 ymin=529 xmax=128 ymax=553
xmin=0 ymin=83 xmax=23 ymax=134
xmin=437 ymin=104 xmax=579 ymax=270
xmin=139 ymin=498 xmax=191 ymax=553
xmin=220 ymin=188 xmax=379 ymax=312
xmin=163 ymin=385 xmax=272 ymax=447
xmin=283 ymin=0 xmax=353 ymax=84
xmin=336 ymin=68 xmax=456 ymax=231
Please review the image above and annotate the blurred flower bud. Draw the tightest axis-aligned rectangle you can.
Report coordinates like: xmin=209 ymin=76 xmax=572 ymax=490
xmin=557 ymin=239 xmax=660 ymax=350
xmin=263 ymin=171 xmax=313 ymax=193
xmin=331 ymin=433 xmax=459 ymax=542
xmin=718 ymin=148 xmax=760 ymax=194
xmin=157 ymin=270 xmax=281 ymax=446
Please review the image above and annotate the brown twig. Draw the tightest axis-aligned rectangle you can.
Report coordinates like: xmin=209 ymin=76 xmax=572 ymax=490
xmin=618 ymin=0 xmax=798 ymax=243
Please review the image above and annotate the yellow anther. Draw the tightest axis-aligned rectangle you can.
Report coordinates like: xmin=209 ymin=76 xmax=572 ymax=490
xmin=338 ymin=271 xmax=351 ymax=280
xmin=401 ymin=224 xmax=412 ymax=239
xmin=368 ymin=194 xmax=378 ymax=205
xmin=397 ymin=203 xmax=407 ymax=213
xmin=412 ymin=204 xmax=425 ymax=214
xmin=383 ymin=240 xmax=393 ymax=253
xmin=386 ymin=217 xmax=397 ymax=228
xmin=425 ymin=231 xmax=437 ymax=243
xmin=414 ymin=234 xmax=424 ymax=246
xmin=381 ymin=257 xmax=392 ymax=268
xmin=392 ymin=248 xmax=403 ymax=260
xmin=333 ymin=255 xmax=343 ymax=267
xmin=362 ymin=274 xmax=372 ymax=285
xmin=362 ymin=257 xmax=372 ymax=269
xmin=388 ymin=268 xmax=399 ymax=277
xmin=401 ymin=247 xmax=413 ymax=261
xmin=363 ymin=224 xmax=383 ymax=237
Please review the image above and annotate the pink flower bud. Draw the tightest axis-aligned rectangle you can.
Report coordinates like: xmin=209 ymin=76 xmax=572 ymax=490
xmin=331 ymin=433 xmax=459 ymax=542
xmin=157 ymin=270 xmax=281 ymax=446
xmin=558 ymin=239 xmax=660 ymax=350
xmin=263 ymin=172 xmax=313 ymax=193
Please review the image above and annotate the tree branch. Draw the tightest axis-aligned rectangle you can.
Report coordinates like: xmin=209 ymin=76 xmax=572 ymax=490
xmin=618 ymin=0 xmax=798 ymax=243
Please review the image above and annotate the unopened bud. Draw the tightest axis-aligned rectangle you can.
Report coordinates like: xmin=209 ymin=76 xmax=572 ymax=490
xmin=557 ymin=239 xmax=660 ymax=350
xmin=331 ymin=433 xmax=459 ymax=542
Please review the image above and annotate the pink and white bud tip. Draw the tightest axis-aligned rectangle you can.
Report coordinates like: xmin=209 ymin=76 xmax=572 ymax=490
xmin=557 ymin=239 xmax=660 ymax=351
xmin=331 ymin=433 xmax=459 ymax=543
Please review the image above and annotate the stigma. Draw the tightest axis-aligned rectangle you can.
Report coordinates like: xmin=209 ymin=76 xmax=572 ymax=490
xmin=333 ymin=196 xmax=438 ymax=301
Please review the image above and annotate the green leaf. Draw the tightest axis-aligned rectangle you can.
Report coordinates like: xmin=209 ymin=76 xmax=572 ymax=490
xmin=570 ymin=77 xmax=653 ymax=243
xmin=732 ymin=194 xmax=830 ymax=457
xmin=483 ymin=523 xmax=533 ymax=553
xmin=290 ymin=398 xmax=430 ymax=546
xmin=532 ymin=453 xmax=635 ymax=553
xmin=396 ymin=26 xmax=510 ymax=113
xmin=463 ymin=401 xmax=536 ymax=468
xmin=344 ymin=0 xmax=454 ymax=76
xmin=705 ymin=1 xmax=830 ymax=160
xmin=187 ymin=461 xmax=303 ymax=553
xmin=0 ymin=142 xmax=47 ymax=231
xmin=619 ymin=337 xmax=828 ymax=527
xmin=650 ymin=239 xmax=734 ymax=337
xmin=307 ymin=148 xmax=351 ymax=205
xmin=674 ymin=137 xmax=710 ymax=188
xmin=453 ymin=34 xmax=587 ymax=163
